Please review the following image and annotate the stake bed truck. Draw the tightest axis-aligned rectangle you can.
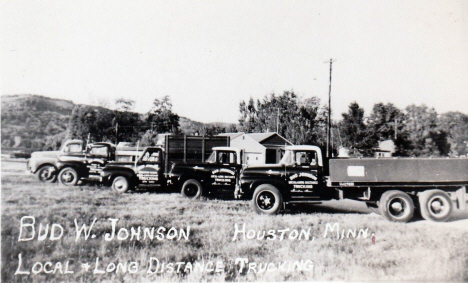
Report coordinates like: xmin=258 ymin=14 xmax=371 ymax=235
xmin=236 ymin=145 xmax=468 ymax=222
xmin=100 ymin=135 xmax=243 ymax=197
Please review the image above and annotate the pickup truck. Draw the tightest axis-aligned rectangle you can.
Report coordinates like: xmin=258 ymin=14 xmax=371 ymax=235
xmin=54 ymin=142 xmax=117 ymax=186
xmin=100 ymin=135 xmax=243 ymax=198
xmin=236 ymin=145 xmax=468 ymax=222
xmin=27 ymin=140 xmax=119 ymax=185
xmin=27 ymin=139 xmax=87 ymax=183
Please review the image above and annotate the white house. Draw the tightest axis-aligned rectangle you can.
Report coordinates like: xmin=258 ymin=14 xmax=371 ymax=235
xmin=218 ymin=132 xmax=293 ymax=165
xmin=374 ymin=139 xmax=396 ymax=158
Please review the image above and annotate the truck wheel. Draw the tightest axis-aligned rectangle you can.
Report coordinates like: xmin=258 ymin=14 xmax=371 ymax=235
xmin=181 ymin=179 xmax=203 ymax=199
xmin=36 ymin=166 xmax=57 ymax=183
xmin=112 ymin=176 xmax=131 ymax=193
xmin=379 ymin=190 xmax=414 ymax=223
xmin=58 ymin=167 xmax=79 ymax=186
xmin=252 ymin=184 xmax=283 ymax=215
xmin=419 ymin=190 xmax=452 ymax=222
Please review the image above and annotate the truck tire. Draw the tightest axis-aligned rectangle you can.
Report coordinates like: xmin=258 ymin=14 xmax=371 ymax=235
xmin=36 ymin=165 xmax=57 ymax=183
xmin=252 ymin=184 xmax=283 ymax=215
xmin=58 ymin=167 xmax=79 ymax=186
xmin=418 ymin=190 xmax=452 ymax=222
xmin=181 ymin=179 xmax=203 ymax=199
xmin=112 ymin=176 xmax=131 ymax=193
xmin=379 ymin=190 xmax=414 ymax=223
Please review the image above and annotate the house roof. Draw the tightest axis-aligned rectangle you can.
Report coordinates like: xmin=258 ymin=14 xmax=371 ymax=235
xmin=245 ymin=132 xmax=277 ymax=143
xmin=218 ymin=132 xmax=245 ymax=140
xmin=218 ymin=132 xmax=292 ymax=145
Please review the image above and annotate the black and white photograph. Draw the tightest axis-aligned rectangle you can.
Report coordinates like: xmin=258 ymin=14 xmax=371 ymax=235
xmin=1 ymin=1 xmax=468 ymax=282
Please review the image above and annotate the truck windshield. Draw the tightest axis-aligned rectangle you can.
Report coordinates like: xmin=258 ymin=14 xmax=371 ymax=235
xmin=63 ymin=143 xmax=83 ymax=153
xmin=205 ymin=152 xmax=216 ymax=163
xmin=88 ymin=145 xmax=108 ymax=157
xmin=141 ymin=151 xmax=160 ymax=163
xmin=279 ymin=150 xmax=294 ymax=165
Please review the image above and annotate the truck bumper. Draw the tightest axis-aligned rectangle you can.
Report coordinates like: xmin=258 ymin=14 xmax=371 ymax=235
xmin=234 ymin=184 xmax=241 ymax=199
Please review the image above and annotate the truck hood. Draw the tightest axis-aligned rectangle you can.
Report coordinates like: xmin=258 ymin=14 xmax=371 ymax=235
xmin=104 ymin=162 xmax=135 ymax=169
xmin=31 ymin=151 xmax=60 ymax=158
xmin=241 ymin=164 xmax=285 ymax=175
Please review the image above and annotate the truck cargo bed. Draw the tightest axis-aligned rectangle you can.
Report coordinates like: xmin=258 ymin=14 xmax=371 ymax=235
xmin=329 ymin=158 xmax=468 ymax=186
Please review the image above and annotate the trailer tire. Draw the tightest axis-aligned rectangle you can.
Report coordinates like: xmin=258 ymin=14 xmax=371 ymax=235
xmin=58 ymin=167 xmax=79 ymax=186
xmin=36 ymin=165 xmax=57 ymax=183
xmin=112 ymin=176 xmax=131 ymax=193
xmin=252 ymin=184 xmax=283 ymax=215
xmin=379 ymin=190 xmax=414 ymax=223
xmin=419 ymin=190 xmax=452 ymax=222
xmin=181 ymin=179 xmax=202 ymax=199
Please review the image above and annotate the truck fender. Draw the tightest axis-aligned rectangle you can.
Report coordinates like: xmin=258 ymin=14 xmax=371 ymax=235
xmin=35 ymin=163 xmax=57 ymax=174
xmin=109 ymin=170 xmax=138 ymax=187
xmin=250 ymin=179 xmax=287 ymax=195
xmin=57 ymin=162 xmax=88 ymax=177
xmin=455 ymin=186 xmax=466 ymax=210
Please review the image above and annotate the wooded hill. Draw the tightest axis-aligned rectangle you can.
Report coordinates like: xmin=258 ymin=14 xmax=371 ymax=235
xmin=1 ymin=94 xmax=233 ymax=151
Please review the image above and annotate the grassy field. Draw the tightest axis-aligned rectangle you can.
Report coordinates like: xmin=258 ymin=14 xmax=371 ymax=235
xmin=2 ymin=174 xmax=468 ymax=282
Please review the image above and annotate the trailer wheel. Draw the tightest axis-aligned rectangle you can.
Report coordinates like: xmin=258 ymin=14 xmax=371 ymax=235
xmin=419 ymin=190 xmax=452 ymax=222
xmin=181 ymin=179 xmax=202 ymax=199
xmin=112 ymin=176 xmax=131 ymax=193
xmin=252 ymin=184 xmax=283 ymax=215
xmin=36 ymin=165 xmax=57 ymax=183
xmin=58 ymin=167 xmax=79 ymax=186
xmin=379 ymin=190 xmax=414 ymax=222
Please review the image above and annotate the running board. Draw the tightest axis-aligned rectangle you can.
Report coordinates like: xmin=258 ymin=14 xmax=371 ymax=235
xmin=287 ymin=200 xmax=323 ymax=204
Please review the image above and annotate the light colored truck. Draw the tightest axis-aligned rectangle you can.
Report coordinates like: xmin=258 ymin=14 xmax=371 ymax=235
xmin=27 ymin=139 xmax=85 ymax=182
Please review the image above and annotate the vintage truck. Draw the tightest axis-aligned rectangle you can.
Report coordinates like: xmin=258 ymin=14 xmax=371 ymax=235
xmin=54 ymin=142 xmax=118 ymax=185
xmin=27 ymin=139 xmax=88 ymax=183
xmin=27 ymin=140 xmax=119 ymax=185
xmin=100 ymin=135 xmax=243 ymax=197
xmin=236 ymin=145 xmax=468 ymax=222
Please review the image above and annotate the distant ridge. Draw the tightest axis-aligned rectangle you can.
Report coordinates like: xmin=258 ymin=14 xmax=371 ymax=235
xmin=1 ymin=94 xmax=235 ymax=150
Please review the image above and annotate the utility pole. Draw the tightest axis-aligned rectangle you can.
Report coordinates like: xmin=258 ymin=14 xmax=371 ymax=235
xmin=325 ymin=59 xmax=336 ymax=158
xmin=276 ymin=108 xmax=280 ymax=133
xmin=394 ymin=118 xmax=398 ymax=140
xmin=115 ymin=122 xmax=118 ymax=145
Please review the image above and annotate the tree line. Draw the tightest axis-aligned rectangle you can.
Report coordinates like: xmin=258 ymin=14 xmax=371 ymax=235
xmin=67 ymin=91 xmax=468 ymax=157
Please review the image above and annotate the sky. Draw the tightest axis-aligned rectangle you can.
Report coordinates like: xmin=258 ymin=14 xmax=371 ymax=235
xmin=1 ymin=0 xmax=467 ymax=123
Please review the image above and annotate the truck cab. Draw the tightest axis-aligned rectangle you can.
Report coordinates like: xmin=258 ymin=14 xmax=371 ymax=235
xmin=171 ymin=147 xmax=243 ymax=198
xmin=237 ymin=145 xmax=335 ymax=214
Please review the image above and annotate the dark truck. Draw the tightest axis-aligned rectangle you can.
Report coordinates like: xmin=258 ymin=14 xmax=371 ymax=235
xmin=100 ymin=136 xmax=243 ymax=197
xmin=28 ymin=139 xmax=117 ymax=185
xmin=236 ymin=145 xmax=468 ymax=222
xmin=54 ymin=142 xmax=117 ymax=186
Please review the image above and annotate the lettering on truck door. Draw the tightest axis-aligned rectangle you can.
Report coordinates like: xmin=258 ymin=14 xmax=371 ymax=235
xmin=210 ymin=151 xmax=238 ymax=189
xmin=87 ymin=145 xmax=109 ymax=176
xmin=137 ymin=150 xmax=162 ymax=184
xmin=285 ymin=150 xmax=319 ymax=195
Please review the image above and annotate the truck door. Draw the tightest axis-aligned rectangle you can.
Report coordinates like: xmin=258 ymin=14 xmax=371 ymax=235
xmin=285 ymin=150 xmax=320 ymax=197
xmin=210 ymin=151 xmax=239 ymax=190
xmin=87 ymin=144 xmax=109 ymax=177
xmin=136 ymin=149 xmax=162 ymax=185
